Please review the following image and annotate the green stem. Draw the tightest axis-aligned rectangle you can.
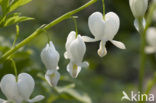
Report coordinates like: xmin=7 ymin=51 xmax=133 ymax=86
xmin=102 ymin=0 xmax=105 ymax=19
xmin=0 ymin=0 xmax=97 ymax=63
xmin=10 ymin=59 xmax=18 ymax=81
xmin=72 ymin=16 xmax=78 ymax=37
xmin=12 ymin=24 xmax=20 ymax=48
xmin=138 ymin=18 xmax=146 ymax=95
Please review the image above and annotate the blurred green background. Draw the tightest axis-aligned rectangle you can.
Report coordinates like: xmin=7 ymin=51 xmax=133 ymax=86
xmin=0 ymin=0 xmax=156 ymax=103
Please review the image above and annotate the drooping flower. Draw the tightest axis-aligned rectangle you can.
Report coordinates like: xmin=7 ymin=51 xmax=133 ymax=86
xmin=41 ymin=41 xmax=60 ymax=86
xmin=0 ymin=73 xmax=44 ymax=103
xmin=82 ymin=12 xmax=126 ymax=57
xmin=64 ymin=31 xmax=89 ymax=78
xmin=145 ymin=27 xmax=156 ymax=54
xmin=129 ymin=0 xmax=148 ymax=18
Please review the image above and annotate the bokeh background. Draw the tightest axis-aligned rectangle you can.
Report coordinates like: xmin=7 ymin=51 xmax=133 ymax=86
xmin=0 ymin=0 xmax=156 ymax=103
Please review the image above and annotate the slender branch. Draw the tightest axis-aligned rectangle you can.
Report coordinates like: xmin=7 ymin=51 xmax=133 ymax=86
xmin=12 ymin=24 xmax=20 ymax=48
xmin=0 ymin=0 xmax=97 ymax=63
xmin=10 ymin=59 xmax=18 ymax=81
xmin=72 ymin=16 xmax=78 ymax=37
xmin=102 ymin=0 xmax=105 ymax=19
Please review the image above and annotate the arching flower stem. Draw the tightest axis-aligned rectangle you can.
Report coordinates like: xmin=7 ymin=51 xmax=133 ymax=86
xmin=0 ymin=0 xmax=97 ymax=63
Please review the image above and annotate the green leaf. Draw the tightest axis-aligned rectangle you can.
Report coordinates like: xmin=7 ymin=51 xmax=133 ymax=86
xmin=2 ymin=13 xmax=34 ymax=27
xmin=55 ymin=84 xmax=92 ymax=103
xmin=0 ymin=0 xmax=10 ymax=14
xmin=9 ymin=0 xmax=32 ymax=13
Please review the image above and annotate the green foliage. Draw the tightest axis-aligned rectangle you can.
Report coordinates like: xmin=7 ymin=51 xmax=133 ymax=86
xmin=0 ymin=0 xmax=33 ymax=28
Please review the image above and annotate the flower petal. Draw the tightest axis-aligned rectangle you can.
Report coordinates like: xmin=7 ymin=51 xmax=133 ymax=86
xmin=103 ymin=12 xmax=120 ymax=40
xmin=145 ymin=46 xmax=156 ymax=54
xmin=80 ymin=61 xmax=89 ymax=68
xmin=41 ymin=41 xmax=60 ymax=70
xmin=0 ymin=74 xmax=22 ymax=102
xmin=0 ymin=98 xmax=8 ymax=103
xmin=45 ymin=70 xmax=60 ymax=87
xmin=88 ymin=12 xmax=105 ymax=40
xmin=110 ymin=40 xmax=126 ymax=49
xmin=17 ymin=73 xmax=35 ymax=101
xmin=146 ymin=27 xmax=156 ymax=47
xmin=134 ymin=18 xmax=146 ymax=32
xmin=27 ymin=95 xmax=44 ymax=103
xmin=69 ymin=35 xmax=86 ymax=63
xmin=97 ymin=41 xmax=107 ymax=57
xmin=67 ymin=62 xmax=81 ymax=78
xmin=81 ymin=36 xmax=98 ymax=42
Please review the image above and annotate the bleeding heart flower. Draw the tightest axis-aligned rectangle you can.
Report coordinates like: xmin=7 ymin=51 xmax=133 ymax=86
xmin=0 ymin=73 xmax=44 ymax=103
xmin=129 ymin=0 xmax=148 ymax=18
xmin=145 ymin=27 xmax=156 ymax=54
xmin=82 ymin=12 xmax=126 ymax=57
xmin=41 ymin=41 xmax=60 ymax=86
xmin=64 ymin=31 xmax=89 ymax=78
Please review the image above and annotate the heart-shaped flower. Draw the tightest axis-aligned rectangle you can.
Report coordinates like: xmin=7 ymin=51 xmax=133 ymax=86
xmin=64 ymin=31 xmax=89 ymax=78
xmin=145 ymin=27 xmax=156 ymax=54
xmin=82 ymin=12 xmax=126 ymax=57
xmin=41 ymin=41 xmax=60 ymax=86
xmin=0 ymin=73 xmax=44 ymax=103
xmin=129 ymin=0 xmax=148 ymax=18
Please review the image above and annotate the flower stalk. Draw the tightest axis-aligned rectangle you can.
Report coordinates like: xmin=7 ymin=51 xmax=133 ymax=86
xmin=0 ymin=0 xmax=97 ymax=63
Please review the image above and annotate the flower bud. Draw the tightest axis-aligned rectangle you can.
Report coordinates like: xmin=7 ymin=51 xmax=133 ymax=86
xmin=129 ymin=0 xmax=148 ymax=18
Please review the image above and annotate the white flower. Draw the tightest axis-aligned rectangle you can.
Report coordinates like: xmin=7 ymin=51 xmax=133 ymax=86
xmin=64 ymin=31 xmax=89 ymax=78
xmin=41 ymin=41 xmax=60 ymax=86
xmin=145 ymin=27 xmax=156 ymax=54
xmin=82 ymin=12 xmax=126 ymax=57
xmin=129 ymin=0 xmax=148 ymax=18
xmin=0 ymin=73 xmax=44 ymax=103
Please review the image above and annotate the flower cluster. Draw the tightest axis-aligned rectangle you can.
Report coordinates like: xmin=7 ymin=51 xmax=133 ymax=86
xmin=40 ymin=11 xmax=126 ymax=86
xmin=0 ymin=73 xmax=44 ymax=103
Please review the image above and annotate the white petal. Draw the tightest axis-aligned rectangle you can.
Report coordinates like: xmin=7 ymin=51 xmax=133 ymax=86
xmin=69 ymin=35 xmax=86 ymax=64
xmin=17 ymin=73 xmax=35 ymax=101
xmin=146 ymin=27 xmax=156 ymax=47
xmin=88 ymin=12 xmax=105 ymax=40
xmin=0 ymin=74 xmax=22 ymax=102
xmin=97 ymin=41 xmax=107 ymax=57
xmin=41 ymin=41 xmax=60 ymax=70
xmin=145 ymin=46 xmax=156 ymax=54
xmin=67 ymin=62 xmax=81 ymax=78
xmin=0 ymin=98 xmax=7 ymax=103
xmin=27 ymin=95 xmax=44 ymax=103
xmin=103 ymin=12 xmax=120 ymax=40
xmin=110 ymin=40 xmax=126 ymax=49
xmin=45 ymin=70 xmax=60 ymax=87
xmin=134 ymin=18 xmax=146 ymax=32
xmin=80 ymin=61 xmax=89 ymax=68
xmin=81 ymin=36 xmax=99 ymax=42
xmin=129 ymin=0 xmax=148 ymax=18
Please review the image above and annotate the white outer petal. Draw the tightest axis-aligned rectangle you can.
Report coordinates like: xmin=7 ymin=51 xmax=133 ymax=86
xmin=41 ymin=41 xmax=60 ymax=70
xmin=103 ymin=12 xmax=120 ymax=40
xmin=0 ymin=74 xmax=22 ymax=102
xmin=129 ymin=0 xmax=148 ymax=18
xmin=145 ymin=46 xmax=156 ymax=54
xmin=81 ymin=36 xmax=99 ymax=42
xmin=17 ymin=73 xmax=35 ymax=101
xmin=27 ymin=95 xmax=44 ymax=103
xmin=45 ymin=70 xmax=60 ymax=87
xmin=110 ymin=40 xmax=126 ymax=49
xmin=146 ymin=27 xmax=156 ymax=47
xmin=69 ymin=35 xmax=86 ymax=64
xmin=88 ymin=12 xmax=105 ymax=40
xmin=0 ymin=98 xmax=8 ymax=103
xmin=65 ymin=31 xmax=76 ymax=59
